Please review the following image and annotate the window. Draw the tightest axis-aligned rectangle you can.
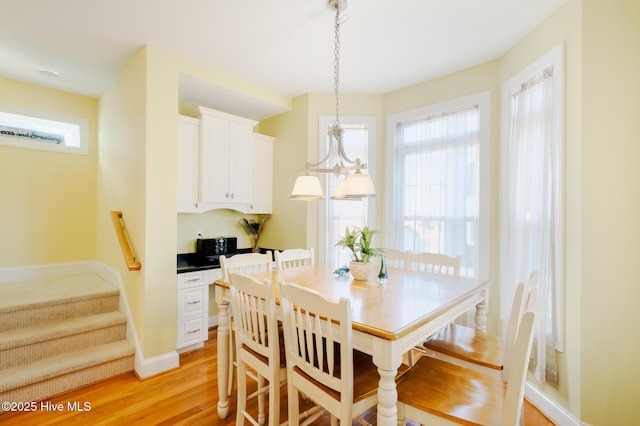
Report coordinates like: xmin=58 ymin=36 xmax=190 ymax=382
xmin=318 ymin=117 xmax=375 ymax=268
xmin=500 ymin=43 xmax=564 ymax=386
xmin=387 ymin=92 xmax=490 ymax=278
xmin=0 ymin=105 xmax=88 ymax=155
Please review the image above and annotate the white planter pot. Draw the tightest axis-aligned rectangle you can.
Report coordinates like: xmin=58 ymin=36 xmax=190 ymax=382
xmin=349 ymin=261 xmax=372 ymax=281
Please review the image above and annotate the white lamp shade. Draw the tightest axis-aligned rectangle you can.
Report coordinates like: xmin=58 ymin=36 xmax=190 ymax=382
xmin=341 ymin=172 xmax=376 ymax=198
xmin=330 ymin=177 xmax=347 ymax=200
xmin=290 ymin=175 xmax=324 ymax=200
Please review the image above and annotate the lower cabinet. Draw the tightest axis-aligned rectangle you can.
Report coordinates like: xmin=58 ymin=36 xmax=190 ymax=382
xmin=176 ymin=270 xmax=210 ymax=352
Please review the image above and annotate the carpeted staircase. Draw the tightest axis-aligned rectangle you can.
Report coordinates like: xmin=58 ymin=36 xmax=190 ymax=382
xmin=0 ymin=273 xmax=135 ymax=405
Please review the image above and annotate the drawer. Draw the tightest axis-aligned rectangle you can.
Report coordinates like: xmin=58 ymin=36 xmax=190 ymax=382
xmin=177 ymin=286 xmax=208 ymax=317
xmin=178 ymin=270 xmax=208 ymax=289
xmin=177 ymin=315 xmax=208 ymax=348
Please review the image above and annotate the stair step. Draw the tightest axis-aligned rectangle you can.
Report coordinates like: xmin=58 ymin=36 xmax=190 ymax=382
xmin=0 ymin=311 xmax=127 ymax=369
xmin=0 ymin=340 xmax=135 ymax=400
xmin=0 ymin=274 xmax=119 ymax=332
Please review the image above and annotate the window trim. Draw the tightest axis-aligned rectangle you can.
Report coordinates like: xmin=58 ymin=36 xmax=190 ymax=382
xmin=0 ymin=104 xmax=89 ymax=155
xmin=386 ymin=91 xmax=490 ymax=279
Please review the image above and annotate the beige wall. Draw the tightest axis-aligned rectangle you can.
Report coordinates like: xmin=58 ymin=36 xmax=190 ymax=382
xmin=97 ymin=47 xmax=151 ymax=353
xmin=581 ymin=0 xmax=640 ymax=424
xmin=0 ymin=78 xmax=98 ymax=266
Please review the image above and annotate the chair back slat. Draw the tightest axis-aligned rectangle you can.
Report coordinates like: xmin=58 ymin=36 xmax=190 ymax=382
xmin=220 ymin=252 xmax=272 ymax=280
xmin=228 ymin=272 xmax=278 ymax=360
xmin=502 ymin=271 xmax=538 ymax=380
xmin=382 ymin=248 xmax=411 ymax=269
xmin=409 ymin=252 xmax=461 ymax=277
xmin=275 ymin=248 xmax=315 ymax=270
xmin=502 ymin=309 xmax=537 ymax=426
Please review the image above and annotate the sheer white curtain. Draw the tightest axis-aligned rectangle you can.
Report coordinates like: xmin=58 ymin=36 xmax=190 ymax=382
xmin=501 ymin=48 xmax=564 ymax=386
xmin=393 ymin=107 xmax=480 ymax=277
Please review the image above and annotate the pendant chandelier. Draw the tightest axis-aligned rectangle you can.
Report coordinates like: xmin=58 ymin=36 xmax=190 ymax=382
xmin=290 ymin=0 xmax=376 ymax=201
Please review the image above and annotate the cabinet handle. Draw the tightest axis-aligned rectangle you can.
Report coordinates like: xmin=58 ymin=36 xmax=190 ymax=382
xmin=187 ymin=300 xmax=201 ymax=305
xmin=225 ymin=192 xmax=229 ymax=198
xmin=186 ymin=278 xmax=201 ymax=283
xmin=230 ymin=193 xmax=234 ymax=199
xmin=187 ymin=328 xmax=201 ymax=334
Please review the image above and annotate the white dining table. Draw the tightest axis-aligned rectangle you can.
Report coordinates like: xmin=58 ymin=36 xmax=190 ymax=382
xmin=213 ymin=264 xmax=490 ymax=426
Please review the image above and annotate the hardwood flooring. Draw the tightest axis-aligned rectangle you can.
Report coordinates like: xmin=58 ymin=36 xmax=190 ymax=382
xmin=0 ymin=328 xmax=555 ymax=425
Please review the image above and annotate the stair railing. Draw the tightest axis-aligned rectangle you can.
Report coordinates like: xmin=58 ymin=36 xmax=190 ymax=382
xmin=110 ymin=211 xmax=142 ymax=271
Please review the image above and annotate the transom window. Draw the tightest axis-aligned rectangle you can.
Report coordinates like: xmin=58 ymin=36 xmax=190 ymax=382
xmin=0 ymin=106 xmax=88 ymax=155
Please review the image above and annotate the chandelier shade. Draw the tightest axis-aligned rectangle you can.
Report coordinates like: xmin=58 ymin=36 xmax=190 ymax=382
xmin=290 ymin=0 xmax=376 ymax=201
xmin=290 ymin=175 xmax=324 ymax=200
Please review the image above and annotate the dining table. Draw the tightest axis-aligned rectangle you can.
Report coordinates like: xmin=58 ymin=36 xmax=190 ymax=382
xmin=213 ymin=263 xmax=490 ymax=426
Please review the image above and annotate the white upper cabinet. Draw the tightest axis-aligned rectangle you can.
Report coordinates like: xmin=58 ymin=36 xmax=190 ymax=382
xmin=177 ymin=115 xmax=200 ymax=213
xmin=198 ymin=107 xmax=256 ymax=209
xmin=176 ymin=106 xmax=274 ymax=214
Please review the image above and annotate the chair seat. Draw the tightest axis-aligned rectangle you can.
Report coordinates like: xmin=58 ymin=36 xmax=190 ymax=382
xmin=423 ymin=323 xmax=504 ymax=371
xmin=240 ymin=327 xmax=287 ymax=369
xmin=292 ymin=349 xmax=409 ymax=403
xmin=397 ymin=355 xmax=505 ymax=426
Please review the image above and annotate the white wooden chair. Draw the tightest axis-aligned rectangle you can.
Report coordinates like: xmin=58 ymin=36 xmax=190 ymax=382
xmin=381 ymin=248 xmax=411 ymax=269
xmin=228 ymin=272 xmax=286 ymax=426
xmin=278 ymin=279 xmax=396 ymax=426
xmin=220 ymin=252 xmax=273 ymax=280
xmin=405 ymin=251 xmax=462 ymax=365
xmin=274 ymin=247 xmax=314 ymax=270
xmin=397 ymin=309 xmax=537 ymax=426
xmin=422 ymin=271 xmax=538 ymax=379
xmin=220 ymin=252 xmax=273 ymax=396
xmin=407 ymin=251 xmax=461 ymax=276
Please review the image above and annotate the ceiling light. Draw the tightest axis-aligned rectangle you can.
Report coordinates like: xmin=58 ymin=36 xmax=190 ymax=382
xmin=38 ymin=68 xmax=59 ymax=77
xmin=290 ymin=0 xmax=376 ymax=201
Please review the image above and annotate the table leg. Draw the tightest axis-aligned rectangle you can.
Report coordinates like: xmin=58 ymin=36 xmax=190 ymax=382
xmin=376 ymin=366 xmax=399 ymax=426
xmin=474 ymin=297 xmax=488 ymax=332
xmin=217 ymin=300 xmax=231 ymax=419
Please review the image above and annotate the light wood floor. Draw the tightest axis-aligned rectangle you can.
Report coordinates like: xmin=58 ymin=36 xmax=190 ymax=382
xmin=0 ymin=328 xmax=555 ymax=425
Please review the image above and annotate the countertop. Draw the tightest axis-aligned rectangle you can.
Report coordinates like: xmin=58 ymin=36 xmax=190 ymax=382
xmin=177 ymin=248 xmax=278 ymax=274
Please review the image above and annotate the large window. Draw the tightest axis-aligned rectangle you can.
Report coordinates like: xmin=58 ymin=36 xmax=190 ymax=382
xmin=500 ymin=43 xmax=564 ymax=386
xmin=387 ymin=92 xmax=490 ymax=278
xmin=0 ymin=105 xmax=88 ymax=155
xmin=318 ymin=117 xmax=375 ymax=268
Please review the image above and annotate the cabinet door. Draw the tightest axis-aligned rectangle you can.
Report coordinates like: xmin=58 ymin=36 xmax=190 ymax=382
xmin=227 ymin=120 xmax=252 ymax=204
xmin=177 ymin=116 xmax=200 ymax=212
xmin=248 ymin=133 xmax=274 ymax=213
xmin=199 ymin=114 xmax=230 ymax=203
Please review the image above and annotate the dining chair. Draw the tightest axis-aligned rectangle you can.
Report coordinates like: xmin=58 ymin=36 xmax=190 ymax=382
xmin=405 ymin=251 xmax=462 ymax=365
xmin=278 ymin=279 xmax=405 ymax=426
xmin=220 ymin=252 xmax=273 ymax=396
xmin=274 ymin=247 xmax=314 ymax=270
xmin=422 ymin=271 xmax=538 ymax=379
xmin=396 ymin=308 xmax=537 ymax=426
xmin=381 ymin=248 xmax=411 ymax=269
xmin=228 ymin=272 xmax=286 ymax=426
xmin=407 ymin=251 xmax=461 ymax=276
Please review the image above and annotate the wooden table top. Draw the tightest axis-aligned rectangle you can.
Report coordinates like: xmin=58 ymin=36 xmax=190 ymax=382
xmin=214 ymin=264 xmax=490 ymax=341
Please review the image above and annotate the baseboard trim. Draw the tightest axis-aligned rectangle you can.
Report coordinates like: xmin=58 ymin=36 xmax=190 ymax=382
xmin=134 ymin=350 xmax=180 ymax=379
xmin=525 ymin=383 xmax=587 ymax=426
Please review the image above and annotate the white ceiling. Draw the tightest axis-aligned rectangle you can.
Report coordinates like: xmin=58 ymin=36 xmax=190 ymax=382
xmin=1 ymin=0 xmax=566 ymax=120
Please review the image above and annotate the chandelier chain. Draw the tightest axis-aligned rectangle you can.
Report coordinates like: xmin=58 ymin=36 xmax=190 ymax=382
xmin=333 ymin=5 xmax=340 ymax=128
